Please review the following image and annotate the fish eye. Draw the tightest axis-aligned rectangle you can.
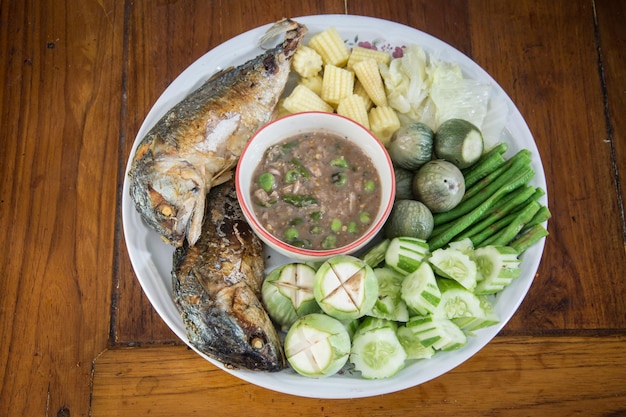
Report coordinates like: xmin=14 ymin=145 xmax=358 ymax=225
xmin=158 ymin=203 xmax=174 ymax=217
xmin=250 ymin=335 xmax=265 ymax=350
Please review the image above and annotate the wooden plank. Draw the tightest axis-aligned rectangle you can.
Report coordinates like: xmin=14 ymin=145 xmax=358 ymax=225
xmin=91 ymin=336 xmax=626 ymax=416
xmin=0 ymin=1 xmax=124 ymax=416
xmin=595 ymin=0 xmax=626 ymax=245
xmin=347 ymin=0 xmax=472 ymax=56
xmin=467 ymin=0 xmax=626 ymax=332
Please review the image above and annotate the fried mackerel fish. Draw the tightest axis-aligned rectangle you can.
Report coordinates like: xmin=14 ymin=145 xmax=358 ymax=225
xmin=128 ymin=18 xmax=307 ymax=247
xmin=172 ymin=180 xmax=286 ymax=371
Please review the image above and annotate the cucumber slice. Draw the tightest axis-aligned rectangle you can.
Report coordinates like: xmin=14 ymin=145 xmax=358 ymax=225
xmin=385 ymin=236 xmax=430 ymax=276
xmin=313 ymin=255 xmax=378 ymax=320
xmin=451 ymin=295 xmax=499 ymax=333
xmin=396 ymin=325 xmax=435 ymax=360
xmin=369 ymin=267 xmax=409 ymax=322
xmin=474 ymin=245 xmax=522 ymax=294
xmin=447 ymin=238 xmax=475 ymax=256
xmin=261 ymin=263 xmax=321 ymax=331
xmin=400 ymin=261 xmax=441 ymax=316
xmin=360 ymin=238 xmax=390 ymax=268
xmin=434 ymin=118 xmax=484 ymax=169
xmin=433 ymin=278 xmax=499 ymax=332
xmin=350 ymin=317 xmax=407 ymax=379
xmin=284 ymin=313 xmax=351 ymax=378
xmin=405 ymin=315 xmax=467 ymax=351
xmin=428 ymin=247 xmax=478 ymax=291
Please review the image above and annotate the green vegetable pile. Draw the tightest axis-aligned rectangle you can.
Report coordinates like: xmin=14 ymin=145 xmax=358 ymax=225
xmin=259 ymin=116 xmax=550 ymax=380
xmin=428 ymin=142 xmax=550 ymax=251
xmin=387 ymin=119 xmax=550 ymax=253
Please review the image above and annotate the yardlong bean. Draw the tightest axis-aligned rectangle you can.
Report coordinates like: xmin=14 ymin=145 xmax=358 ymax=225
xmin=433 ymin=158 xmax=533 ymax=226
xmin=509 ymin=224 xmax=549 ymax=254
xmin=522 ymin=205 xmax=552 ymax=230
xmin=455 ymin=185 xmax=537 ymax=242
xmin=462 ymin=142 xmax=509 ymax=188
xmin=428 ymin=167 xmax=535 ymax=250
xmin=468 ymin=210 xmax=519 ymax=246
xmin=481 ymin=200 xmax=541 ymax=247
xmin=462 ymin=149 xmax=532 ymax=201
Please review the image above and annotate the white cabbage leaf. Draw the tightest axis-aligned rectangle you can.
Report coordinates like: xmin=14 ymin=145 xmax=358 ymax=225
xmin=380 ymin=43 xmax=507 ymax=143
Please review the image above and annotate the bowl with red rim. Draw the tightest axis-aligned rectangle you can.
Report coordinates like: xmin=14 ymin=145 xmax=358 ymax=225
xmin=236 ymin=112 xmax=396 ymax=261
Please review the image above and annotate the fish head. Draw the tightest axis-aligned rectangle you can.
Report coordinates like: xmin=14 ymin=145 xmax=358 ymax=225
xmin=214 ymin=283 xmax=287 ymax=371
xmin=181 ymin=281 xmax=287 ymax=372
xmin=129 ymin=153 xmax=206 ymax=247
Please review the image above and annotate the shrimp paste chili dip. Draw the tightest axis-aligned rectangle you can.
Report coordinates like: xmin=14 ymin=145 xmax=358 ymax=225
xmin=250 ymin=131 xmax=382 ymax=250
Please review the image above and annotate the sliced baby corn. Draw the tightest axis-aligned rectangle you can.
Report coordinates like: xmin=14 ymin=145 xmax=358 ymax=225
xmin=308 ymin=27 xmax=350 ymax=67
xmin=321 ymin=64 xmax=354 ymax=106
xmin=337 ymin=94 xmax=370 ymax=130
xmin=291 ymin=45 xmax=323 ymax=78
xmin=347 ymin=46 xmax=391 ymax=70
xmin=276 ymin=98 xmax=291 ymax=118
xmin=283 ymin=84 xmax=334 ymax=114
xmin=369 ymin=105 xmax=401 ymax=146
xmin=353 ymin=80 xmax=374 ymax=111
xmin=353 ymin=58 xmax=388 ymax=107
xmin=298 ymin=74 xmax=323 ymax=96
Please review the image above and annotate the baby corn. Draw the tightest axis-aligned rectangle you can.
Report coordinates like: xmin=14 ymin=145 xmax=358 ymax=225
xmin=347 ymin=46 xmax=391 ymax=70
xmin=291 ymin=45 xmax=323 ymax=78
xmin=337 ymin=95 xmax=371 ymax=130
xmin=353 ymin=80 xmax=373 ymax=111
xmin=353 ymin=58 xmax=388 ymax=107
xmin=298 ymin=74 xmax=323 ymax=96
xmin=321 ymin=64 xmax=354 ymax=106
xmin=283 ymin=84 xmax=334 ymax=114
xmin=369 ymin=105 xmax=401 ymax=145
xmin=308 ymin=27 xmax=350 ymax=67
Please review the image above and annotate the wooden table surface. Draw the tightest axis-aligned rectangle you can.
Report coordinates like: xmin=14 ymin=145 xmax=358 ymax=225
xmin=2 ymin=1 xmax=625 ymax=416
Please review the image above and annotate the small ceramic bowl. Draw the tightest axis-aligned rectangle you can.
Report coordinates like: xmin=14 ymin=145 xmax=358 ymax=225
xmin=235 ymin=112 xmax=396 ymax=261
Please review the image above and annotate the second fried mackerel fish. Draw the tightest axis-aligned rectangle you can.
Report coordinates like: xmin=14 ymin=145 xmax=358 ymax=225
xmin=172 ymin=180 xmax=286 ymax=372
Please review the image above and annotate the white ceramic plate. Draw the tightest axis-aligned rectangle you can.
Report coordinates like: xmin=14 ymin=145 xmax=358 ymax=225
xmin=122 ymin=14 xmax=547 ymax=399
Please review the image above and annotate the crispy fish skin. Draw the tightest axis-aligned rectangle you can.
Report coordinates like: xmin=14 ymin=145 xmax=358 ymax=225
xmin=172 ymin=180 xmax=286 ymax=372
xmin=129 ymin=19 xmax=307 ymax=247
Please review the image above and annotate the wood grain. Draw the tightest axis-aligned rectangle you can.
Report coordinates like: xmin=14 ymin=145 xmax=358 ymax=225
xmin=1 ymin=0 xmax=625 ymax=416
xmin=466 ymin=0 xmax=626 ymax=332
xmin=347 ymin=1 xmax=472 ymax=56
xmin=0 ymin=1 xmax=124 ymax=416
xmin=91 ymin=337 xmax=626 ymax=416
xmin=595 ymin=0 xmax=626 ymax=248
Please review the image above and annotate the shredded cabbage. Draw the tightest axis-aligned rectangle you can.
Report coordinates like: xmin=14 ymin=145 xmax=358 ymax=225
xmin=380 ymin=45 xmax=431 ymax=123
xmin=429 ymin=60 xmax=491 ymax=129
xmin=381 ymin=44 xmax=503 ymax=138
xmin=479 ymin=92 xmax=509 ymax=150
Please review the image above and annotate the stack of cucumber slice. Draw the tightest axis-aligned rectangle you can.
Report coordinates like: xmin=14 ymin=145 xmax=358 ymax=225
xmin=262 ymin=235 xmax=525 ymax=380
